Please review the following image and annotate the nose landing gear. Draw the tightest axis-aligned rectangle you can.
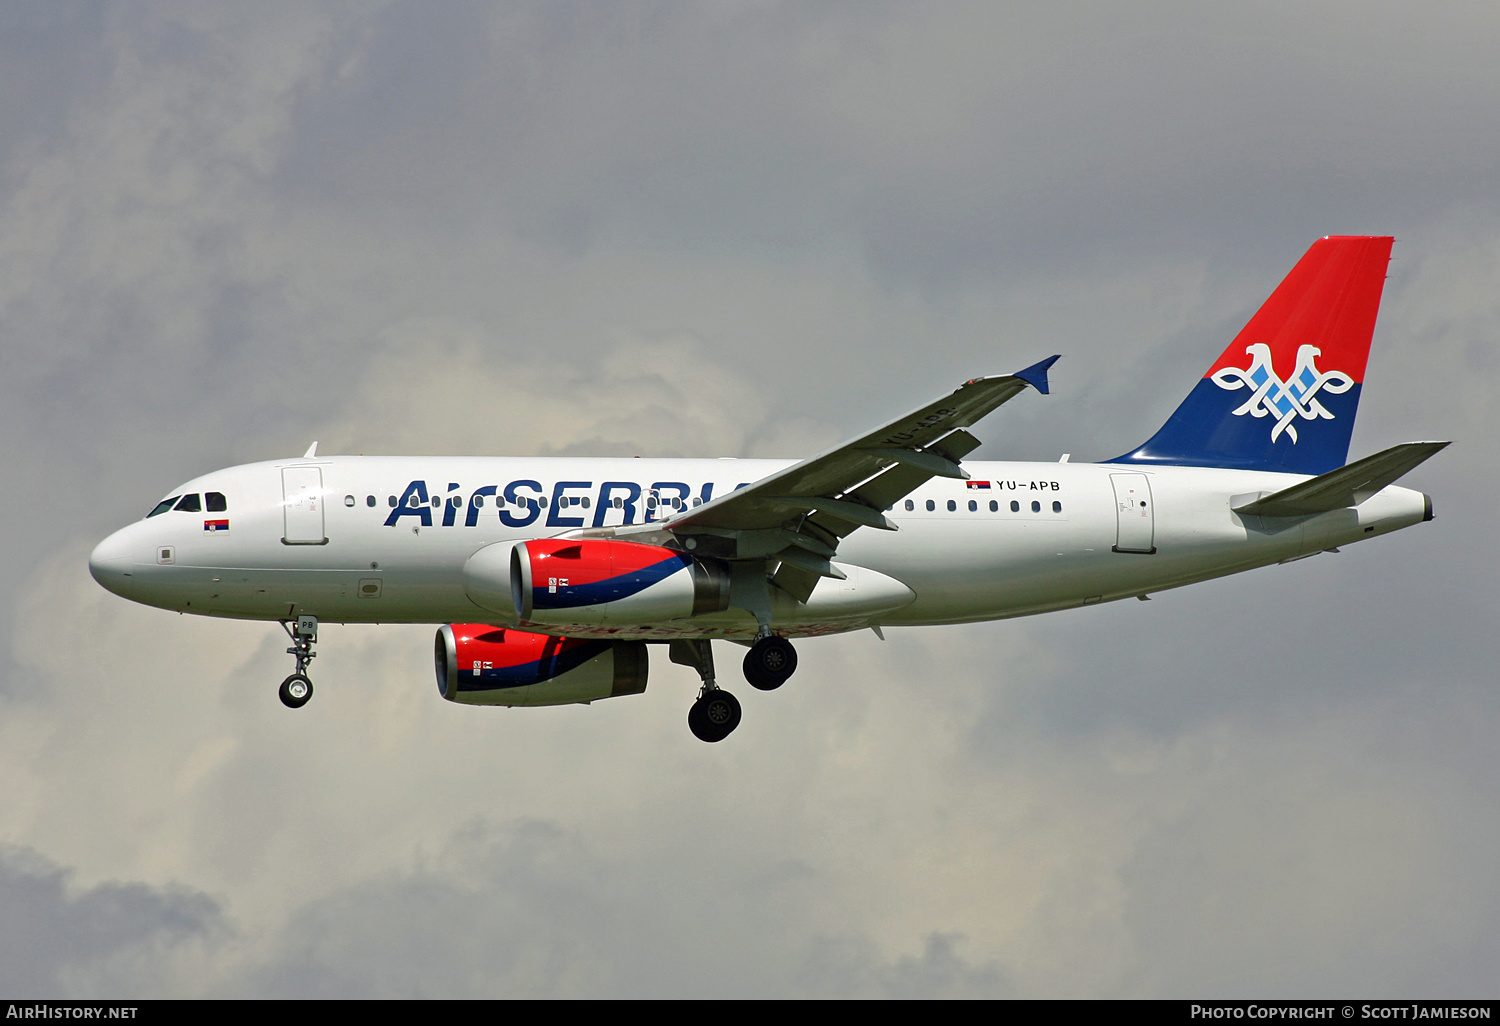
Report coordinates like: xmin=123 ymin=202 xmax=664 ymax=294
xmin=279 ymin=616 xmax=318 ymax=708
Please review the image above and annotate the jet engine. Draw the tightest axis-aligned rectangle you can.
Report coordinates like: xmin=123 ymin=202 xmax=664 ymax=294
xmin=434 ymin=623 xmax=648 ymax=707
xmin=463 ymin=538 xmax=730 ymax=626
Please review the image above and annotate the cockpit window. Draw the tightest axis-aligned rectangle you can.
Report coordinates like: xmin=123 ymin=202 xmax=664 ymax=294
xmin=147 ymin=497 xmax=180 ymax=518
xmin=174 ymin=494 xmax=202 ymax=512
xmin=205 ymin=492 xmax=227 ymax=512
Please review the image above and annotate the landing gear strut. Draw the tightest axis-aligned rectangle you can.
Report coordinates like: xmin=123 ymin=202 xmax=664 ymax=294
xmin=279 ymin=616 xmax=318 ymax=709
xmin=743 ymin=634 xmax=797 ymax=691
xmin=671 ymin=639 xmax=741 ymax=743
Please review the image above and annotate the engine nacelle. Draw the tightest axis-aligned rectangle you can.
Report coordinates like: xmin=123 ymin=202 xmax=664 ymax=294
xmin=463 ymin=538 xmax=730 ymax=626
xmin=434 ymin=624 xmax=648 ymax=707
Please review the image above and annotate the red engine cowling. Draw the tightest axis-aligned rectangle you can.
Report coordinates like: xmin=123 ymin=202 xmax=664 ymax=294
xmin=462 ymin=538 xmax=729 ymax=627
xmin=434 ymin=624 xmax=648 ymax=707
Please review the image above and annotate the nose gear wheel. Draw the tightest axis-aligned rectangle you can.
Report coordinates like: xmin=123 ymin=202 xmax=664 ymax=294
xmin=279 ymin=674 xmax=313 ymax=708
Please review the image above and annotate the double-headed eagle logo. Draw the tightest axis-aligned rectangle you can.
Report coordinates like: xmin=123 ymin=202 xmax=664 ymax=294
xmin=1210 ymin=343 xmax=1354 ymax=444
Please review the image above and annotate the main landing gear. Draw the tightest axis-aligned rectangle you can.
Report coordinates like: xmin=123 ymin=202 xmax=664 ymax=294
xmin=671 ymin=639 xmax=741 ymax=743
xmin=743 ymin=634 xmax=797 ymax=691
xmin=279 ymin=616 xmax=318 ymax=709
xmin=688 ymin=689 xmax=742 ymax=744
xmin=670 ymin=633 xmax=800 ymax=742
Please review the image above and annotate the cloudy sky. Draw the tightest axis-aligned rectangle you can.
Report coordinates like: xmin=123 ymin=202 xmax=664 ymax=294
xmin=1 ymin=1 xmax=1496 ymax=998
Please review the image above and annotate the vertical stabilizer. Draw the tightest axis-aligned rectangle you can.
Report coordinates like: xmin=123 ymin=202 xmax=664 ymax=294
xmin=1110 ymin=236 xmax=1393 ymax=475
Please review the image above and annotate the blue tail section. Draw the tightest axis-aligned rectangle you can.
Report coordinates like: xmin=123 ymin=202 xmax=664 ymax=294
xmin=1109 ymin=236 xmax=1393 ymax=476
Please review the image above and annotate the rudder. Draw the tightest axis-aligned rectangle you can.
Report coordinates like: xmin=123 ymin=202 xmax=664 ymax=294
xmin=1109 ymin=236 xmax=1393 ymax=475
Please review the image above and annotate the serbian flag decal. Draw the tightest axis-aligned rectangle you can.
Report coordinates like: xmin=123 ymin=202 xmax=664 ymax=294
xmin=204 ymin=519 xmax=229 ymax=533
xmin=966 ymin=480 xmax=991 ymax=490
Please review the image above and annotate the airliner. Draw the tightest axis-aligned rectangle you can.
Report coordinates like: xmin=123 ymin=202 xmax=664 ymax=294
xmin=89 ymin=237 xmax=1445 ymax=741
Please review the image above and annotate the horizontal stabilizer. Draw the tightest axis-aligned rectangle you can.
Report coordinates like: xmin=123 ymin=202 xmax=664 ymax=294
xmin=1233 ymin=441 xmax=1449 ymax=517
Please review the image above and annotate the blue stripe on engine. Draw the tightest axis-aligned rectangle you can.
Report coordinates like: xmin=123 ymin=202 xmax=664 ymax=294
xmin=457 ymin=640 xmax=613 ymax=692
xmin=531 ymin=553 xmax=692 ymax=610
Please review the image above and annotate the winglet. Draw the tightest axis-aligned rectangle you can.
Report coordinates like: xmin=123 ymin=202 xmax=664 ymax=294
xmin=1014 ymin=355 xmax=1061 ymax=395
xmin=302 ymin=442 xmax=318 ymax=459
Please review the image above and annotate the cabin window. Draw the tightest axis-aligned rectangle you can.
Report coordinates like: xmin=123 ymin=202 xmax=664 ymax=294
xmin=582 ymin=497 xmax=591 ymax=509
xmin=989 ymin=500 xmax=998 ymax=512
xmin=206 ymin=492 xmax=227 ymax=512
xmin=1053 ymin=501 xmax=1062 ymax=513
xmin=174 ymin=494 xmax=201 ymax=513
xmin=904 ymin=499 xmax=914 ymax=511
xmin=968 ymin=500 xmax=977 ymax=512
xmin=474 ymin=495 xmax=485 ymax=508
xmin=430 ymin=496 xmax=440 ymax=508
xmin=612 ymin=497 xmax=624 ymax=509
xmin=1031 ymin=500 xmax=1041 ymax=512
xmin=1010 ymin=501 xmax=1020 ymax=512
xmin=147 ymin=497 xmax=180 ymax=518
xmin=344 ymin=495 xmax=355 ymax=507
xmin=946 ymin=499 xmax=956 ymax=512
xmin=925 ymin=499 xmax=935 ymax=512
xmin=388 ymin=496 xmax=397 ymax=507
xmin=366 ymin=495 xmax=376 ymax=507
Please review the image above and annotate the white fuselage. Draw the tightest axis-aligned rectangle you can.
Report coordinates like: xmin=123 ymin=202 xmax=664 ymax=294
xmin=88 ymin=455 xmax=1430 ymax=639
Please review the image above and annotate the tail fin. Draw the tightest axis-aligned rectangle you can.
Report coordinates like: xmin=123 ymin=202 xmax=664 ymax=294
xmin=1110 ymin=236 xmax=1394 ymax=475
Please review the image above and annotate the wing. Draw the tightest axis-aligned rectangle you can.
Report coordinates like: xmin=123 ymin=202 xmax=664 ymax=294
xmin=604 ymin=355 xmax=1059 ymax=602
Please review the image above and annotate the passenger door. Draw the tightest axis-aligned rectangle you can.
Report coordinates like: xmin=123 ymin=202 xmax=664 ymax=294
xmin=282 ymin=467 xmax=327 ymax=545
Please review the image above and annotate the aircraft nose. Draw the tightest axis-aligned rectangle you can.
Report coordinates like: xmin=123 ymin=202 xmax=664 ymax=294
xmin=89 ymin=526 xmax=139 ymax=595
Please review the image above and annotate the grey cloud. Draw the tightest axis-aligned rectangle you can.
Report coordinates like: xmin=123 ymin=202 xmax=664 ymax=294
xmin=0 ymin=845 xmax=225 ymax=996
xmin=270 ymin=4 xmax=1500 ymax=284
xmin=234 ymin=818 xmax=1011 ymax=998
xmin=797 ymin=931 xmax=1009 ymax=999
